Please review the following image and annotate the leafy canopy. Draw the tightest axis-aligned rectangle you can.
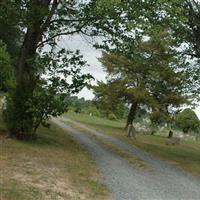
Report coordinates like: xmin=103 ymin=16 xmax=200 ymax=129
xmin=0 ymin=42 xmax=12 ymax=93
xmin=175 ymin=108 xmax=200 ymax=133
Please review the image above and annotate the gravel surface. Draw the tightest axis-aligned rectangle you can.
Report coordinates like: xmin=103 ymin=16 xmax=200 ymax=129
xmin=53 ymin=118 xmax=200 ymax=200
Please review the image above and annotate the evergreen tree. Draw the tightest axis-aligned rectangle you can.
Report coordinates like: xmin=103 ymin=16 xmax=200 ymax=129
xmin=96 ymin=31 xmax=193 ymax=137
xmin=93 ymin=80 xmax=128 ymax=119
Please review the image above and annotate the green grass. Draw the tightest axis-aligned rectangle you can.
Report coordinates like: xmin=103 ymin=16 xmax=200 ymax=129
xmin=0 ymin=114 xmax=110 ymax=200
xmin=65 ymin=111 xmax=125 ymax=129
xmin=65 ymin=111 xmax=200 ymax=176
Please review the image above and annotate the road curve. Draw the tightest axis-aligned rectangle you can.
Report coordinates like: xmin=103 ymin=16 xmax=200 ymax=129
xmin=53 ymin=118 xmax=200 ymax=200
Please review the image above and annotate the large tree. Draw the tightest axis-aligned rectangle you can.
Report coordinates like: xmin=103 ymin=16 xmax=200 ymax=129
xmin=95 ymin=31 xmax=195 ymax=137
xmin=2 ymin=0 xmax=199 ymax=140
xmin=1 ymin=0 xmax=156 ymax=139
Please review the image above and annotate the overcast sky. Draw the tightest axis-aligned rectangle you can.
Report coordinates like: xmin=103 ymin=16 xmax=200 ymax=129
xmin=61 ymin=34 xmax=200 ymax=119
xmin=59 ymin=35 xmax=106 ymax=98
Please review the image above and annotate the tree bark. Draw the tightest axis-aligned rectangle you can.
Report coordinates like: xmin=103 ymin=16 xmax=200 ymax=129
xmin=168 ymin=130 xmax=173 ymax=138
xmin=126 ymin=101 xmax=138 ymax=128
xmin=125 ymin=101 xmax=138 ymax=138
xmin=127 ymin=124 xmax=136 ymax=139
xmin=10 ymin=29 xmax=43 ymax=139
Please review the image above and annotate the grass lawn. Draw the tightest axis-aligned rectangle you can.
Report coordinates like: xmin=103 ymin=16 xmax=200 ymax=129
xmin=0 ymin=113 xmax=110 ymax=200
xmin=65 ymin=111 xmax=200 ymax=176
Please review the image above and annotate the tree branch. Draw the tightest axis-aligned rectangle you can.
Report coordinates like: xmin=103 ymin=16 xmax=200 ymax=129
xmin=41 ymin=0 xmax=59 ymax=31
xmin=37 ymin=28 xmax=84 ymax=48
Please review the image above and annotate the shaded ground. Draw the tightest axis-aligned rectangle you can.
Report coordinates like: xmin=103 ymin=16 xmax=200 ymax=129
xmin=54 ymin=117 xmax=200 ymax=200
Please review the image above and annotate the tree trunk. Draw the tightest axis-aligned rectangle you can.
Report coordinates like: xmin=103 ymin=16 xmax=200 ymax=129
xmin=9 ymin=29 xmax=42 ymax=139
xmin=168 ymin=130 xmax=173 ymax=138
xmin=151 ymin=130 xmax=155 ymax=135
xmin=126 ymin=101 xmax=138 ymax=128
xmin=7 ymin=1 xmax=53 ymax=139
xmin=125 ymin=101 xmax=137 ymax=138
xmin=127 ymin=124 xmax=136 ymax=139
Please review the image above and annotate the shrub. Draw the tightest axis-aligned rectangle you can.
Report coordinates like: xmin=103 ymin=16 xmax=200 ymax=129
xmin=108 ymin=113 xmax=117 ymax=121
xmin=175 ymin=108 xmax=200 ymax=133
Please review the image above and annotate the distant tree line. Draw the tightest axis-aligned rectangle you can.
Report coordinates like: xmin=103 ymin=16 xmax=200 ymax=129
xmin=67 ymin=96 xmax=200 ymax=136
xmin=66 ymin=96 xmax=128 ymax=120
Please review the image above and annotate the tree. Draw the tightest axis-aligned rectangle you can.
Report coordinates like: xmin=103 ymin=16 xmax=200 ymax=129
xmin=93 ymin=80 xmax=128 ymax=119
xmin=93 ymin=0 xmax=200 ymax=136
xmin=96 ymin=31 xmax=195 ymax=137
xmin=67 ymin=96 xmax=101 ymax=117
xmin=150 ymin=1 xmax=200 ymax=95
xmin=1 ymin=0 xmax=136 ymax=139
xmin=175 ymin=108 xmax=200 ymax=133
xmin=166 ymin=0 xmax=200 ymax=59
xmin=2 ymin=0 xmax=199 ymax=140
xmin=4 ymin=47 xmax=92 ymax=139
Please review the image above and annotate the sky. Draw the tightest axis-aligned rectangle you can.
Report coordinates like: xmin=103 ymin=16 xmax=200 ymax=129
xmin=60 ymin=35 xmax=106 ymax=98
xmin=61 ymin=34 xmax=200 ymax=119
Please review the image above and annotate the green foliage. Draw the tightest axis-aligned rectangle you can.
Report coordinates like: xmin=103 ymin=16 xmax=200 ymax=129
xmin=4 ymin=49 xmax=92 ymax=139
xmin=164 ymin=0 xmax=200 ymax=60
xmin=150 ymin=111 xmax=170 ymax=126
xmin=175 ymin=108 xmax=200 ymax=133
xmin=95 ymin=31 xmax=190 ymax=127
xmin=0 ymin=42 xmax=13 ymax=92
xmin=108 ymin=113 xmax=117 ymax=121
xmin=94 ymin=0 xmax=200 ymax=128
xmin=82 ymin=105 xmax=101 ymax=117
xmin=67 ymin=95 xmax=125 ymax=119
xmin=1 ymin=0 xmax=200 ymax=140
xmin=93 ymin=80 xmax=128 ymax=119
xmin=0 ymin=0 xmax=21 ymax=57
xmin=2 ymin=0 xmax=145 ymax=139
xmin=67 ymin=96 xmax=92 ymax=113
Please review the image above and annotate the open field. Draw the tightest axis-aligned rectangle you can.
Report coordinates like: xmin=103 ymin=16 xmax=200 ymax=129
xmin=65 ymin=111 xmax=200 ymax=176
xmin=0 ymin=114 xmax=110 ymax=200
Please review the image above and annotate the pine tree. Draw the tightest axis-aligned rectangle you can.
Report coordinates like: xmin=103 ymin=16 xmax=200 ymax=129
xmin=95 ymin=31 xmax=193 ymax=137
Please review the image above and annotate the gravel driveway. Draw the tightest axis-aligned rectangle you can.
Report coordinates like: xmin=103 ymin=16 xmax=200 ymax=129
xmin=53 ymin=118 xmax=200 ymax=200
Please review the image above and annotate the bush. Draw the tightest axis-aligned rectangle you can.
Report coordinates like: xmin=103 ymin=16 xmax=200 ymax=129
xmin=175 ymin=108 xmax=200 ymax=133
xmin=108 ymin=113 xmax=117 ymax=120
xmin=150 ymin=111 xmax=170 ymax=125
xmin=82 ymin=106 xmax=101 ymax=117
